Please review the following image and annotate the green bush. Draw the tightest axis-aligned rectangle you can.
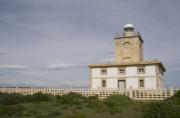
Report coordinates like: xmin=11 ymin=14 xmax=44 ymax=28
xmin=87 ymin=97 xmax=106 ymax=112
xmin=109 ymin=106 xmax=122 ymax=114
xmin=0 ymin=93 xmax=25 ymax=105
xmin=63 ymin=112 xmax=86 ymax=118
xmin=104 ymin=95 xmax=133 ymax=107
xmin=0 ymin=104 xmax=25 ymax=116
xmin=142 ymin=91 xmax=180 ymax=118
xmin=31 ymin=92 xmax=52 ymax=103
xmin=35 ymin=113 xmax=46 ymax=118
xmin=47 ymin=110 xmax=62 ymax=117
xmin=0 ymin=92 xmax=52 ymax=105
xmin=73 ymin=112 xmax=86 ymax=118
xmin=61 ymin=105 xmax=68 ymax=110
xmin=165 ymin=90 xmax=180 ymax=105
xmin=76 ymin=105 xmax=82 ymax=109
xmin=104 ymin=95 xmax=134 ymax=114
xmin=55 ymin=95 xmax=63 ymax=104
xmin=0 ymin=105 xmax=12 ymax=116
xmin=21 ymin=110 xmax=33 ymax=117
xmin=61 ymin=92 xmax=86 ymax=106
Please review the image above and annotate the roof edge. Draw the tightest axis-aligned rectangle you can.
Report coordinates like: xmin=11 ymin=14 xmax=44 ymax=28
xmin=89 ymin=61 xmax=166 ymax=72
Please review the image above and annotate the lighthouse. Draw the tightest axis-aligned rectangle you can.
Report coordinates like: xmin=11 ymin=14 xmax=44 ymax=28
xmin=89 ymin=24 xmax=165 ymax=90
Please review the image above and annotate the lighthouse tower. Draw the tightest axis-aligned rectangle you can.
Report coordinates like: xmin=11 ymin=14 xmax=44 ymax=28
xmin=115 ymin=24 xmax=143 ymax=63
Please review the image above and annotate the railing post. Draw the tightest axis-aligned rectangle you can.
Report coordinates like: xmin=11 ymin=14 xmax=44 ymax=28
xmin=129 ymin=86 xmax=133 ymax=99
xmin=30 ymin=87 xmax=32 ymax=95
xmin=169 ymin=87 xmax=174 ymax=96
xmin=2 ymin=86 xmax=5 ymax=93
xmin=15 ymin=86 xmax=18 ymax=93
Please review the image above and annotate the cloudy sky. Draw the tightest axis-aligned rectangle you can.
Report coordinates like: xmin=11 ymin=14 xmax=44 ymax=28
xmin=0 ymin=0 xmax=180 ymax=88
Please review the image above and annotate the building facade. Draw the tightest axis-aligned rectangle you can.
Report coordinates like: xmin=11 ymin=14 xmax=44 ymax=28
xmin=89 ymin=24 xmax=165 ymax=90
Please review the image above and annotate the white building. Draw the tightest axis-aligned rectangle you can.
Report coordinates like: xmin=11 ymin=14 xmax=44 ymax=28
xmin=89 ymin=24 xmax=165 ymax=90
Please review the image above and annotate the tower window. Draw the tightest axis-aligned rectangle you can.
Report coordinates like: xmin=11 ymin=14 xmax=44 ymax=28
xmin=102 ymin=80 xmax=106 ymax=88
xmin=138 ymin=66 xmax=145 ymax=74
xmin=101 ymin=69 xmax=107 ymax=75
xmin=123 ymin=42 xmax=130 ymax=47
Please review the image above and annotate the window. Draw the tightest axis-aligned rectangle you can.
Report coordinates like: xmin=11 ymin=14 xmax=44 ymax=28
xmin=123 ymin=42 xmax=130 ymax=47
xmin=119 ymin=69 xmax=125 ymax=73
xmin=118 ymin=68 xmax=125 ymax=74
xmin=138 ymin=68 xmax=145 ymax=73
xmin=102 ymin=80 xmax=106 ymax=88
xmin=138 ymin=66 xmax=145 ymax=74
xmin=118 ymin=80 xmax=126 ymax=88
xmin=101 ymin=69 xmax=107 ymax=75
xmin=139 ymin=80 xmax=144 ymax=88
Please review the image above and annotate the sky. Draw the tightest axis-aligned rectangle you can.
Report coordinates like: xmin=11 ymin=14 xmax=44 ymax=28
xmin=0 ymin=0 xmax=180 ymax=88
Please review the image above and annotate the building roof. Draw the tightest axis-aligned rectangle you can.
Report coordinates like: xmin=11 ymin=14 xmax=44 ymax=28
xmin=89 ymin=60 xmax=166 ymax=71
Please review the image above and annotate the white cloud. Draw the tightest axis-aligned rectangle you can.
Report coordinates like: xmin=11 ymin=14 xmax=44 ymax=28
xmin=45 ymin=63 xmax=72 ymax=70
xmin=0 ymin=64 xmax=29 ymax=70
xmin=45 ymin=62 xmax=86 ymax=70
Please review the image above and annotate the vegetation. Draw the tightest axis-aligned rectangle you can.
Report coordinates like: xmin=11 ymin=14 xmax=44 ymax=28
xmin=0 ymin=91 xmax=179 ymax=118
xmin=0 ymin=92 xmax=52 ymax=105
xmin=142 ymin=90 xmax=180 ymax=118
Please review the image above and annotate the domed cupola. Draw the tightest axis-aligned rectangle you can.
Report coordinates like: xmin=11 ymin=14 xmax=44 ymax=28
xmin=123 ymin=23 xmax=139 ymax=37
xmin=123 ymin=23 xmax=134 ymax=32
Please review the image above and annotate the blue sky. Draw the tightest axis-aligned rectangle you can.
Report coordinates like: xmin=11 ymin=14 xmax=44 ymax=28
xmin=0 ymin=0 xmax=180 ymax=88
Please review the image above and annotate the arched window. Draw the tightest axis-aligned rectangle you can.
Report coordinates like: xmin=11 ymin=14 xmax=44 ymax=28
xmin=123 ymin=42 xmax=130 ymax=47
